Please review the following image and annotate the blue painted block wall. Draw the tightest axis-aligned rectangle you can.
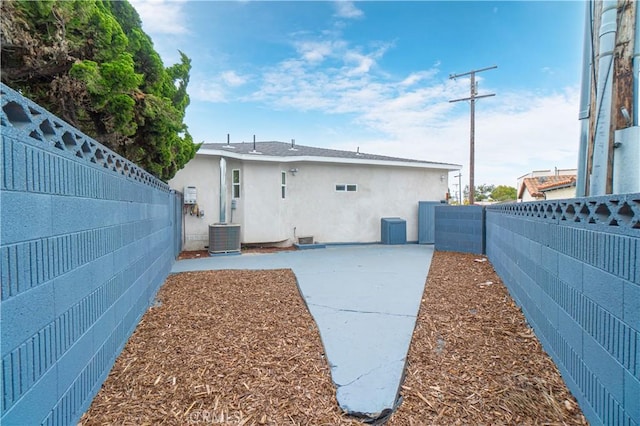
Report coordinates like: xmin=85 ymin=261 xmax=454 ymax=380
xmin=486 ymin=196 xmax=640 ymax=425
xmin=434 ymin=205 xmax=485 ymax=254
xmin=0 ymin=83 xmax=182 ymax=425
xmin=418 ymin=201 xmax=441 ymax=244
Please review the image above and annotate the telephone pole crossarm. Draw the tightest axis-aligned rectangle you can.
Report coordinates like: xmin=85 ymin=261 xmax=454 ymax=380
xmin=449 ymin=93 xmax=496 ymax=103
xmin=448 ymin=65 xmax=497 ymax=205
xmin=449 ymin=65 xmax=497 ymax=80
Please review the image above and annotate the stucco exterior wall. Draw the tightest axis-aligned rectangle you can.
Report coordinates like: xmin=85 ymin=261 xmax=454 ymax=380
xmin=284 ymin=162 xmax=446 ymax=244
xmin=240 ymin=161 xmax=289 ymax=243
xmin=169 ymin=156 xmax=221 ymax=250
xmin=520 ymin=190 xmax=541 ymax=202
xmin=169 ymin=155 xmax=449 ymax=248
xmin=543 ymin=186 xmax=576 ymax=200
xmin=521 ymin=186 xmax=576 ymax=203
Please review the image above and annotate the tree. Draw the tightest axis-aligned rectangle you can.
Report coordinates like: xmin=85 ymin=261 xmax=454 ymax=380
xmin=0 ymin=0 xmax=198 ymax=181
xmin=460 ymin=184 xmax=516 ymax=204
xmin=491 ymin=185 xmax=517 ymax=202
xmin=474 ymin=184 xmax=495 ymax=202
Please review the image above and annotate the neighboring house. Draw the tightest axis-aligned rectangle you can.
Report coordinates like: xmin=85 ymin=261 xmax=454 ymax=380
xmin=517 ymin=168 xmax=577 ymax=202
xmin=169 ymin=141 xmax=461 ymax=250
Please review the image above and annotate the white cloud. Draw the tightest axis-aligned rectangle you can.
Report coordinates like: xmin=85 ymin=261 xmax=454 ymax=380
xmin=208 ymin=13 xmax=580 ymax=187
xmin=330 ymin=87 xmax=580 ymax=187
xmin=249 ymin=47 xmax=579 ymax=186
xmin=291 ymin=39 xmax=390 ymax=77
xmin=399 ymin=71 xmax=437 ymax=87
xmin=344 ymin=51 xmax=375 ymax=75
xmin=294 ymin=40 xmax=344 ymax=64
xmin=191 ymin=71 xmax=250 ymax=102
xmin=221 ymin=71 xmax=247 ymax=87
xmin=333 ymin=1 xmax=364 ymax=19
xmin=130 ymin=0 xmax=188 ymax=35
xmin=191 ymin=81 xmax=227 ymax=103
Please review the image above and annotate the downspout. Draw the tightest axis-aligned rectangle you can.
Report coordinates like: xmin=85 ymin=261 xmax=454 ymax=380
xmin=577 ymin=0 xmax=593 ymax=197
xmin=220 ymin=157 xmax=227 ymax=223
xmin=590 ymin=0 xmax=618 ymax=196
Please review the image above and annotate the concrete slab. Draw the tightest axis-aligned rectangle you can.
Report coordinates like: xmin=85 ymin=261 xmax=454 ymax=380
xmin=171 ymin=244 xmax=433 ymax=420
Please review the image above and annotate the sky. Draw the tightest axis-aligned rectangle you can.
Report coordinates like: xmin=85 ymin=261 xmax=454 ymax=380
xmin=130 ymin=0 xmax=586 ymax=191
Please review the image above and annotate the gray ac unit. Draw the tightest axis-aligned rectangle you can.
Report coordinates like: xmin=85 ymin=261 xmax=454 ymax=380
xmin=208 ymin=223 xmax=241 ymax=254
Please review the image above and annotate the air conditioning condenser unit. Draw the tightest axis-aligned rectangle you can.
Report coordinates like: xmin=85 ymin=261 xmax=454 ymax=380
xmin=209 ymin=223 xmax=241 ymax=254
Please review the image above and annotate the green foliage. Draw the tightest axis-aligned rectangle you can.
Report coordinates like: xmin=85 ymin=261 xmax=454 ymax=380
xmin=461 ymin=184 xmax=517 ymax=203
xmin=69 ymin=60 xmax=101 ymax=91
xmin=474 ymin=184 xmax=495 ymax=201
xmin=491 ymin=185 xmax=517 ymax=201
xmin=1 ymin=0 xmax=198 ymax=180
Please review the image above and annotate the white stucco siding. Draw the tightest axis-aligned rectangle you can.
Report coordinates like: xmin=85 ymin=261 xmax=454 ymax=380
xmin=520 ymin=190 xmax=541 ymax=202
xmin=170 ymin=154 xmax=451 ymax=248
xmin=543 ymin=186 xmax=576 ymax=200
xmin=241 ymin=162 xmax=290 ymax=243
xmin=168 ymin=156 xmax=221 ymax=250
xmin=283 ymin=162 xmax=447 ymax=244
xmin=520 ymin=186 xmax=576 ymax=202
xmin=225 ymin=159 xmax=243 ymax=227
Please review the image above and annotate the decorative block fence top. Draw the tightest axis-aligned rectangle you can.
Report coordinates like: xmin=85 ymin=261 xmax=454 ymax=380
xmin=1 ymin=83 xmax=168 ymax=192
xmin=487 ymin=194 xmax=640 ymax=235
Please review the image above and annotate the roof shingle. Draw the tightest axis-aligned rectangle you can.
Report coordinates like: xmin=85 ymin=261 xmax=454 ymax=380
xmin=519 ymin=175 xmax=576 ymax=199
xmin=200 ymin=141 xmax=457 ymax=167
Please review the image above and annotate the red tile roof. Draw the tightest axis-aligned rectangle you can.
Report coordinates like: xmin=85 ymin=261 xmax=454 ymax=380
xmin=518 ymin=175 xmax=576 ymax=199
xmin=538 ymin=176 xmax=576 ymax=191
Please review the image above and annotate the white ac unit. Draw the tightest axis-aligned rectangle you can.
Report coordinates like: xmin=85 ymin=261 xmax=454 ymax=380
xmin=208 ymin=224 xmax=241 ymax=254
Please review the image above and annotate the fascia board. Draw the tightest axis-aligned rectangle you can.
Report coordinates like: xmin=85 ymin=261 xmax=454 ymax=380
xmin=196 ymin=148 xmax=461 ymax=171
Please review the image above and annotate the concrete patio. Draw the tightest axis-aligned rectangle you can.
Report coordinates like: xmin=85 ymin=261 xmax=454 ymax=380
xmin=171 ymin=244 xmax=434 ymax=421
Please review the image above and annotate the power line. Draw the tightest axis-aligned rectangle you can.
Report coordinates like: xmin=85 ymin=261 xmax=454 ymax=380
xmin=449 ymin=65 xmax=497 ymax=205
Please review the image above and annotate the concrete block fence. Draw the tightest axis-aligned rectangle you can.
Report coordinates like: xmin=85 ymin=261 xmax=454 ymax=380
xmin=485 ymin=196 xmax=640 ymax=425
xmin=433 ymin=205 xmax=485 ymax=254
xmin=0 ymin=83 xmax=182 ymax=425
xmin=3 ymin=81 xmax=639 ymax=425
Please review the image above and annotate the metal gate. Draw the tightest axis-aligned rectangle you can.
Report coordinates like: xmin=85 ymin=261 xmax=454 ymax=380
xmin=417 ymin=201 xmax=441 ymax=244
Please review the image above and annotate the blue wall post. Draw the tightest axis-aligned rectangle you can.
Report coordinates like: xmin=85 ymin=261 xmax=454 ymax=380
xmin=434 ymin=205 xmax=485 ymax=254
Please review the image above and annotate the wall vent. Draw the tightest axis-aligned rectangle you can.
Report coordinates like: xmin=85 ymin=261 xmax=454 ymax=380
xmin=209 ymin=224 xmax=241 ymax=254
xmin=298 ymin=236 xmax=314 ymax=245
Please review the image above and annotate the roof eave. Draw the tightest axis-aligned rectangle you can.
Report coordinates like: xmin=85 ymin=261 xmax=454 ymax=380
xmin=196 ymin=148 xmax=461 ymax=171
xmin=540 ymin=182 xmax=576 ymax=192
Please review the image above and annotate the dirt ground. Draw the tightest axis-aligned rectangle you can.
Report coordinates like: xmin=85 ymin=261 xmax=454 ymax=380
xmin=80 ymin=251 xmax=586 ymax=425
xmin=177 ymin=246 xmax=296 ymax=260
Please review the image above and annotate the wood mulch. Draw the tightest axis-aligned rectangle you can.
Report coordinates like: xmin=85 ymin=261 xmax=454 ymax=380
xmin=387 ymin=252 xmax=586 ymax=425
xmin=80 ymin=251 xmax=587 ymax=425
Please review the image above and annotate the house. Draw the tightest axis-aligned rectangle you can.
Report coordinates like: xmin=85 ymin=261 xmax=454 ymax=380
xmin=517 ymin=168 xmax=577 ymax=202
xmin=169 ymin=141 xmax=461 ymax=250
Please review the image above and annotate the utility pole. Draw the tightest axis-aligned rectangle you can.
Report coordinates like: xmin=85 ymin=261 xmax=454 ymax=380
xmin=608 ymin=0 xmax=635 ymax=194
xmin=584 ymin=1 xmax=637 ymax=195
xmin=454 ymin=173 xmax=462 ymax=204
xmin=449 ymin=65 xmax=497 ymax=204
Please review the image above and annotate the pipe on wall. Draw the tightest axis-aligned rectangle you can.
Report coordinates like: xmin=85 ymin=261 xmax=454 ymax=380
xmin=220 ymin=157 xmax=227 ymax=223
xmin=577 ymin=0 xmax=594 ymax=197
xmin=590 ymin=0 xmax=618 ymax=196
